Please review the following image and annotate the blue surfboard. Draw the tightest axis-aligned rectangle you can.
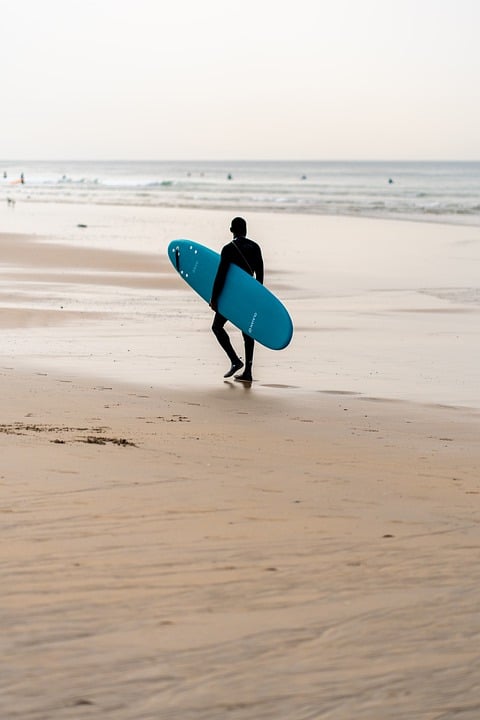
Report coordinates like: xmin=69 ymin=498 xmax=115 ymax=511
xmin=167 ymin=239 xmax=293 ymax=350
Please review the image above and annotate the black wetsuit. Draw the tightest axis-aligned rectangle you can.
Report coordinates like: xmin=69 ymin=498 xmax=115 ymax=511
xmin=210 ymin=236 xmax=264 ymax=366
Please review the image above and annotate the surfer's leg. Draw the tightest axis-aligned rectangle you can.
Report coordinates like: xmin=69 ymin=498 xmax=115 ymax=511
xmin=212 ymin=313 xmax=243 ymax=376
xmin=235 ymin=334 xmax=254 ymax=382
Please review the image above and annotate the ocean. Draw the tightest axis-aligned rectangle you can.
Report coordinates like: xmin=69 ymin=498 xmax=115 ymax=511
xmin=1 ymin=160 xmax=480 ymax=226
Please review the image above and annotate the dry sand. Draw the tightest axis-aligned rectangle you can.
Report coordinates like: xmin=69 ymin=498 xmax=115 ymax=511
xmin=1 ymin=206 xmax=480 ymax=719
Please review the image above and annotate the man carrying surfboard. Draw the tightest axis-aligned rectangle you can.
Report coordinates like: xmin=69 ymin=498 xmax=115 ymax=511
xmin=210 ymin=217 xmax=264 ymax=382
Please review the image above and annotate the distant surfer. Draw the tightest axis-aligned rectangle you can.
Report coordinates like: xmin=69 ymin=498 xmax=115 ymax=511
xmin=210 ymin=217 xmax=264 ymax=383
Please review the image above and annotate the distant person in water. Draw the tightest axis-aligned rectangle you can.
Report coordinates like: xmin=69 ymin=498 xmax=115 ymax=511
xmin=210 ymin=217 xmax=264 ymax=383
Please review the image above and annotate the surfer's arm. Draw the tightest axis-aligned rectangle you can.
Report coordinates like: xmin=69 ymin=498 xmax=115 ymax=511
xmin=210 ymin=254 xmax=229 ymax=311
xmin=255 ymin=251 xmax=264 ymax=285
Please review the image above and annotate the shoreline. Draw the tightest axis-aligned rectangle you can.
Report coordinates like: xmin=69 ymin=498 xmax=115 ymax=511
xmin=5 ymin=194 xmax=480 ymax=230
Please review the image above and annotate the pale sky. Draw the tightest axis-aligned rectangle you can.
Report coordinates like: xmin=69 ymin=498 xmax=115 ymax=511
xmin=1 ymin=0 xmax=479 ymax=160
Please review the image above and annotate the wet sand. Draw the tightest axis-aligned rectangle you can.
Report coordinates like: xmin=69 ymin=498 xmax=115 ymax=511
xmin=1 ymin=203 xmax=480 ymax=718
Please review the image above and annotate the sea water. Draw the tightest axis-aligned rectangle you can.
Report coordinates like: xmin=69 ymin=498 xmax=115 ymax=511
xmin=1 ymin=160 xmax=480 ymax=226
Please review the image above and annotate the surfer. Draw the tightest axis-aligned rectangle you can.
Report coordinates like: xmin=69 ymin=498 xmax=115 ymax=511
xmin=210 ymin=217 xmax=264 ymax=382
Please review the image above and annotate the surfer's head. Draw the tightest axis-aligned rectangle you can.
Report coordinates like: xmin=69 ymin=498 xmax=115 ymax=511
xmin=230 ymin=217 xmax=247 ymax=237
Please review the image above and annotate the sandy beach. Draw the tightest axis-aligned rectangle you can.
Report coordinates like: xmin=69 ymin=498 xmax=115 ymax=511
xmin=2 ymin=201 xmax=480 ymax=719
